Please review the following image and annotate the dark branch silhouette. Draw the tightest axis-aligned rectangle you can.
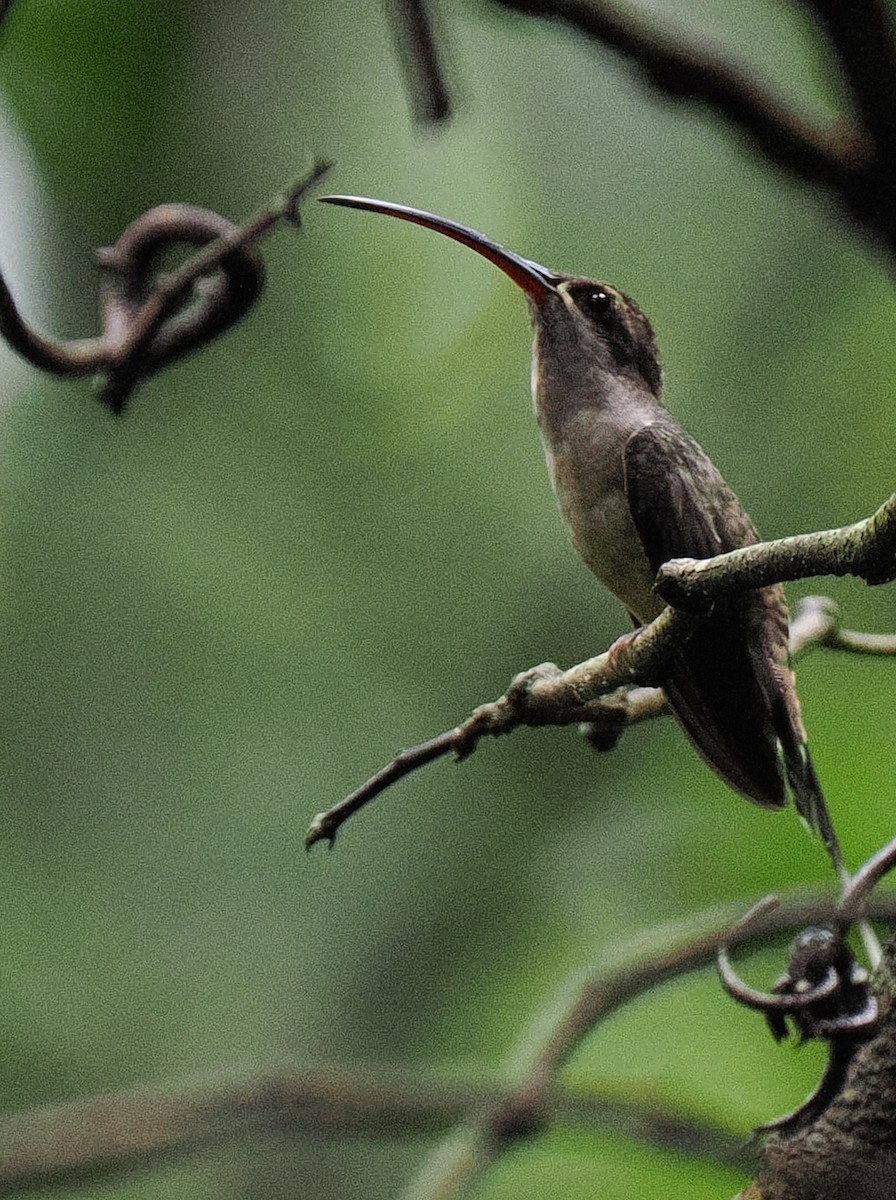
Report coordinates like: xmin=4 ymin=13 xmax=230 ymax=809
xmin=490 ymin=0 xmax=896 ymax=262
xmin=492 ymin=0 xmax=870 ymax=190
xmin=806 ymin=0 xmax=896 ymax=165
xmin=386 ymin=0 xmax=453 ymax=123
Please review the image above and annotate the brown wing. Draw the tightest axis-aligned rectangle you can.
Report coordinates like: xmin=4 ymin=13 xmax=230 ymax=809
xmin=623 ymin=420 xmax=790 ymax=810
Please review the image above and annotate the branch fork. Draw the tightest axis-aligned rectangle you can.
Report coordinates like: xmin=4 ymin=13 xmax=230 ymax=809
xmin=307 ymin=496 xmax=896 ymax=849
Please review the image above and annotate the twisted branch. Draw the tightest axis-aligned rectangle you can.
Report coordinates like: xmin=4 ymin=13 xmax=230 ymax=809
xmin=398 ymin=889 xmax=896 ymax=1200
xmin=0 ymin=161 xmax=332 ymax=412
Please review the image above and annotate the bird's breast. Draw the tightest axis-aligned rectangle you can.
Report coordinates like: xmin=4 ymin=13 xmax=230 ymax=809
xmin=541 ymin=416 xmax=662 ymax=623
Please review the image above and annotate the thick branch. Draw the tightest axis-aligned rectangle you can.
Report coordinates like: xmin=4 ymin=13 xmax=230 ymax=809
xmin=753 ymin=933 xmax=896 ymax=1200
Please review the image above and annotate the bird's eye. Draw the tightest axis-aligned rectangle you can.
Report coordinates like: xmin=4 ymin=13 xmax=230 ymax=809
xmin=580 ymin=288 xmax=613 ymax=321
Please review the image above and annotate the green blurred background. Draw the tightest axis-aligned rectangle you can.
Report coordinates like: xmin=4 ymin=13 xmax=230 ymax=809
xmin=1 ymin=1 xmax=894 ymax=1196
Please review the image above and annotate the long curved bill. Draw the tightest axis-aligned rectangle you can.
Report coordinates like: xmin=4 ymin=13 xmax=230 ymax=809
xmin=319 ymin=195 xmax=560 ymax=305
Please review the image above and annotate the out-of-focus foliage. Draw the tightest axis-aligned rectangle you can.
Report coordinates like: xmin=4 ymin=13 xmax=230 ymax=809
xmin=0 ymin=1 xmax=894 ymax=1197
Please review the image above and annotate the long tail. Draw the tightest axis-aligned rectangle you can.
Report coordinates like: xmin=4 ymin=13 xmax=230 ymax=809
xmin=780 ymin=729 xmax=845 ymax=883
xmin=780 ymin=724 xmax=881 ymax=965
xmin=662 ymin=612 xmax=791 ymax=813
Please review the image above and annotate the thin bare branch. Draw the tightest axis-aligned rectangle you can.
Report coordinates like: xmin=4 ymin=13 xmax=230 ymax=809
xmin=517 ymin=893 xmax=867 ymax=1096
xmin=656 ymin=494 xmax=896 ymax=608
xmin=487 ymin=0 xmax=896 ymax=261
xmin=305 ymin=728 xmax=461 ymax=846
xmin=306 ymin=607 xmax=702 ymax=846
xmin=308 ymin=579 xmax=896 ymax=849
xmin=0 ymin=282 xmax=105 ymax=378
xmin=840 ymin=834 xmax=896 ymax=922
xmin=95 ymin=205 xmax=266 ymax=411
xmin=400 ymin=891 xmax=896 ymax=1200
xmin=790 ymin=595 xmax=842 ymax=658
xmin=790 ymin=596 xmax=896 ymax=658
xmin=0 ymin=1063 xmax=751 ymax=1198
xmin=831 ymin=627 xmax=896 ymax=655
xmin=0 ymin=1066 xmax=494 ymax=1195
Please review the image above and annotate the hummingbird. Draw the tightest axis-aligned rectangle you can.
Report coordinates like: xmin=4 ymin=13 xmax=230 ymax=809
xmin=320 ymin=195 xmax=841 ymax=873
